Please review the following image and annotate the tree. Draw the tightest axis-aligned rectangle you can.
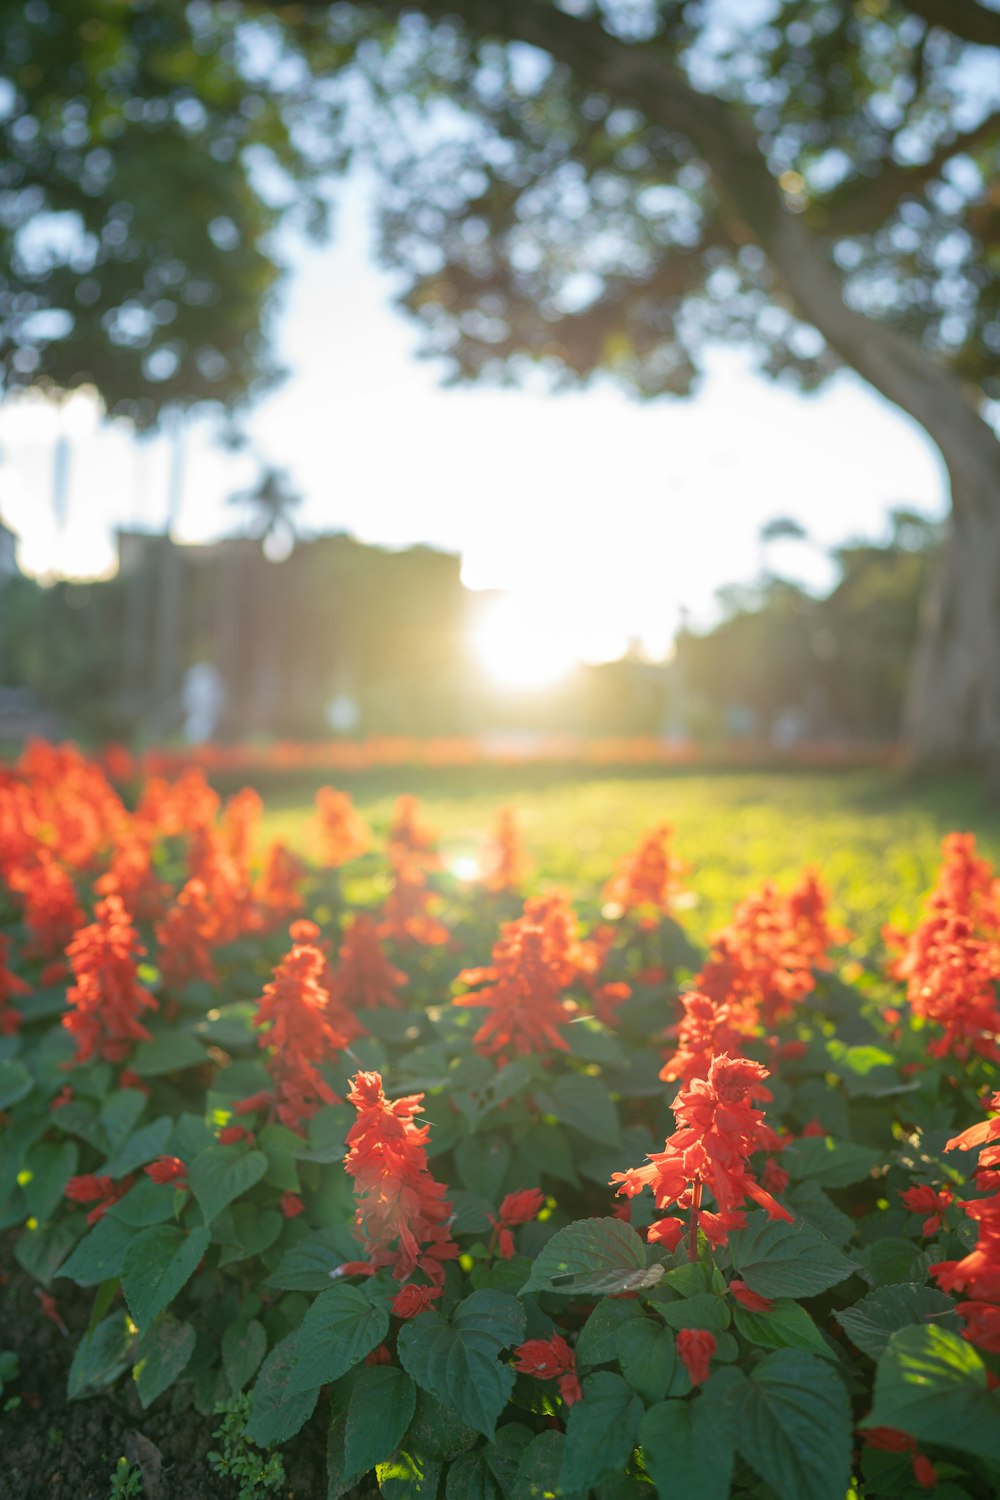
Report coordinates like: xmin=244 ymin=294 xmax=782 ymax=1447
xmin=0 ymin=1 xmax=344 ymax=426
xmin=295 ymin=0 xmax=998 ymax=765
xmin=228 ymin=464 xmax=303 ymax=550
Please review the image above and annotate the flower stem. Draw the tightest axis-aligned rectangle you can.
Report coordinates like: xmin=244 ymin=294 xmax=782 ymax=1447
xmin=687 ymin=1181 xmax=702 ymax=1263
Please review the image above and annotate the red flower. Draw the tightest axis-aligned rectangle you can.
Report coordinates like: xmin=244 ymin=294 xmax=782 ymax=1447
xmin=676 ymin=1328 xmax=716 ymax=1386
xmin=219 ymin=1125 xmax=254 ymax=1146
xmin=864 ymin=1427 xmax=915 ymax=1453
xmin=602 ymin=824 xmax=687 ymax=925
xmin=377 ymin=854 xmax=450 ymax=948
xmin=63 ymin=896 xmax=157 ymax=1066
xmin=254 ymin=842 xmax=307 ymax=928
xmin=911 ymin=1454 xmax=938 ymax=1489
xmin=391 ymin=1284 xmax=440 ymax=1318
xmin=344 ymin=1071 xmax=458 ymax=1291
xmin=512 ymin=1334 xmax=580 ymax=1402
xmin=488 ymin=1187 xmax=545 ymax=1259
xmin=51 ymin=1086 xmax=74 ymax=1109
xmin=612 ymin=1054 xmax=792 ymax=1256
xmin=234 ymin=1090 xmax=273 ymax=1117
xmin=64 ymin=1173 xmax=133 ymax=1224
xmin=729 ymin=1279 xmax=774 ymax=1312
xmin=252 ymin=924 xmax=348 ymax=1132
xmin=155 ymin=878 xmax=220 ymax=993
xmin=900 ymin=1184 xmax=954 ymax=1237
xmin=280 ymin=1192 xmax=305 ymax=1218
xmin=454 ymin=910 xmax=575 ymax=1062
xmin=313 ymin=786 xmax=370 ymax=868
xmin=145 ymin=1156 xmax=188 ymax=1187
xmin=483 ymin=807 xmax=531 ymax=893
xmin=327 ymin=915 xmax=408 ymax=1012
xmin=661 ymin=991 xmax=745 ymax=1086
xmin=388 ymin=795 xmax=441 ymax=868
xmin=956 ymin=1301 xmax=1000 ymax=1353
xmin=222 ymin=787 xmax=263 ymax=874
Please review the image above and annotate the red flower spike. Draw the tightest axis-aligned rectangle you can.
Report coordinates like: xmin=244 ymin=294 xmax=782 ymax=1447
xmin=145 ymin=1156 xmax=188 ymax=1187
xmin=63 ymin=895 xmax=157 ymax=1066
xmin=327 ymin=915 xmax=409 ymax=1012
xmin=730 ymin=1279 xmax=774 ymax=1313
xmin=603 ymin=824 xmax=687 ymax=925
xmin=219 ymin=1125 xmax=254 ymax=1146
xmin=676 ymin=1328 xmax=716 ymax=1387
xmin=280 ymin=1192 xmax=305 ymax=1218
xmin=344 ymin=1071 xmax=458 ymax=1291
xmin=64 ymin=1173 xmax=133 ymax=1224
xmin=252 ymin=925 xmax=349 ymax=1132
xmin=391 ymin=1284 xmax=440 ymax=1318
xmin=512 ymin=1333 xmax=578 ymax=1403
xmin=313 ymin=786 xmax=371 ymax=868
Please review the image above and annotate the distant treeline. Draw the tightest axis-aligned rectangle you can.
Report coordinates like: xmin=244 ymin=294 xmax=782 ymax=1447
xmin=0 ymin=513 xmax=937 ymax=745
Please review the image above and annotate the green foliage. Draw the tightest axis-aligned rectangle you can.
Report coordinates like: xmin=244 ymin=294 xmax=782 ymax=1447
xmin=106 ymin=1457 xmax=143 ymax=1500
xmin=208 ymin=1393 xmax=286 ymax=1500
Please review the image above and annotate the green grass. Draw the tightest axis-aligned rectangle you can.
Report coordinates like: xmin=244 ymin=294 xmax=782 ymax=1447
xmin=254 ymin=767 xmax=998 ymax=957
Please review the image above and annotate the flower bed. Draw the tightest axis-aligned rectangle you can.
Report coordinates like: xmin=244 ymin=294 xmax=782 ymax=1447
xmin=1 ymin=741 xmax=999 ymax=1499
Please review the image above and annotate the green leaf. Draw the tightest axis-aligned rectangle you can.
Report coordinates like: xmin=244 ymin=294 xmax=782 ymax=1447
xmin=729 ymin=1214 xmax=858 ymax=1300
xmin=616 ymin=1319 xmax=675 ymax=1404
xmin=131 ymin=1029 xmax=206 ymax=1076
xmin=109 ymin=1177 xmax=181 ymax=1227
xmin=734 ymin=1299 xmax=835 ymax=1359
xmin=14 ymin=1215 xmax=86 ymax=1286
xmin=133 ymin=1315 xmax=196 ymax=1407
xmin=535 ymin=1075 xmax=622 ymax=1146
xmin=857 ymin=1236 xmax=930 ymax=1288
xmin=0 ymin=1059 xmax=32 ymax=1109
xmin=408 ymin=1386 xmax=481 ymax=1461
xmin=59 ymin=1214 xmax=137 ymax=1287
xmin=68 ymin=1311 xmax=136 ymax=1400
xmin=640 ymin=1394 xmax=734 ymax=1500
xmin=222 ymin=1318 xmax=267 ymax=1393
xmin=344 ymin=1364 xmax=417 ymax=1477
xmin=454 ymin=1060 xmax=535 ymax=1130
xmin=99 ymin=1089 xmax=147 ymax=1150
xmin=188 ymin=1146 xmax=267 ymax=1225
xmin=657 ymin=1293 xmax=730 ymax=1332
xmin=520 ymin=1218 xmax=664 ymax=1298
xmin=559 ymin=1372 xmax=643 ymax=1493
xmin=734 ymin=1351 xmax=853 ymax=1500
xmin=513 ymin=1432 xmax=585 ymax=1500
xmin=287 ymin=1283 xmax=389 ymax=1395
xmin=246 ymin=1330 xmax=320 ymax=1446
xmin=121 ymin=1225 xmax=210 ymax=1329
xmin=836 ymin=1283 xmax=958 ymax=1360
xmin=864 ymin=1325 xmax=1000 ymax=1460
xmin=396 ymin=1289 xmax=527 ymax=1441
xmin=514 ymin=1123 xmax=578 ymax=1186
xmin=784 ymin=1182 xmax=855 ymax=1248
xmin=101 ymin=1117 xmax=173 ymax=1179
xmin=783 ymin=1136 xmax=880 ymax=1188
xmin=576 ymin=1298 xmax=644 ymax=1368
xmin=266 ymin=1225 xmax=363 ymax=1291
xmin=23 ymin=1140 xmax=78 ymax=1221
xmin=456 ymin=1134 xmax=511 ymax=1203
xmin=446 ymin=1451 xmax=504 ymax=1500
xmin=375 ymin=1452 xmax=442 ymax=1499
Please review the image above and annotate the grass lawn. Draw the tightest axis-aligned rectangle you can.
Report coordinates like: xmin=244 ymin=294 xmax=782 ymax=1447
xmin=254 ymin=766 xmax=999 ymax=957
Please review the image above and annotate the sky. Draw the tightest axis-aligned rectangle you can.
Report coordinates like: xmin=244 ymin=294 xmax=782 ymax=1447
xmin=0 ymin=180 xmax=947 ymax=674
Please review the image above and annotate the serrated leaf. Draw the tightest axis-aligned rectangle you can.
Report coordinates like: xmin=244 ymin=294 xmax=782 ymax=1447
xmin=396 ymin=1289 xmax=527 ymax=1441
xmin=616 ymin=1319 xmax=675 ymax=1404
xmin=734 ymin=1351 xmax=852 ymax=1500
xmin=59 ymin=1214 xmax=136 ymax=1287
xmin=0 ymin=1059 xmax=32 ymax=1108
xmin=784 ymin=1182 xmax=855 ymax=1248
xmin=265 ymin=1224 xmax=363 ymax=1290
xmin=734 ymin=1298 xmax=835 ymax=1359
xmin=657 ymin=1293 xmax=730 ymax=1332
xmin=576 ymin=1299 xmax=644 ymax=1368
xmin=222 ymin=1318 xmax=267 ymax=1393
xmin=559 ymin=1372 xmax=643 ymax=1493
xmin=68 ymin=1311 xmax=136 ymax=1400
xmin=287 ymin=1283 xmax=389 ymax=1395
xmin=407 ymin=1387 xmax=480 ymax=1460
xmin=14 ymin=1215 xmax=86 ymax=1286
xmin=23 ymin=1140 xmax=78 ymax=1221
xmin=121 ymin=1225 xmax=210 ymax=1329
xmin=836 ymin=1282 xmax=958 ymax=1360
xmin=375 ymin=1452 xmax=442 ymax=1499
xmin=101 ymin=1117 xmax=173 ymax=1179
xmin=446 ymin=1451 xmax=504 ymax=1500
xmin=99 ymin=1089 xmax=147 ymax=1151
xmin=456 ymin=1134 xmax=511 ymax=1203
xmin=640 ymin=1394 xmax=734 ymax=1500
xmin=188 ymin=1146 xmax=267 ymax=1225
xmin=246 ymin=1330 xmax=319 ymax=1446
xmin=343 ymin=1364 xmax=416 ymax=1477
xmin=783 ymin=1136 xmax=880 ymax=1188
xmin=863 ymin=1325 xmax=1000 ymax=1460
xmin=729 ymin=1214 xmax=858 ymax=1300
xmin=513 ymin=1432 xmax=585 ymax=1500
xmin=535 ymin=1074 xmax=621 ymax=1146
xmin=132 ymin=1029 xmax=206 ymax=1076
xmin=520 ymin=1218 xmax=663 ymax=1297
xmin=133 ymin=1315 xmax=195 ymax=1407
xmin=108 ymin=1177 xmax=180 ymax=1227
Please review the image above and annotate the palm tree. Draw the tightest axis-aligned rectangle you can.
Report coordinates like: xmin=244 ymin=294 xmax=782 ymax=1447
xmin=228 ymin=465 xmax=303 ymax=558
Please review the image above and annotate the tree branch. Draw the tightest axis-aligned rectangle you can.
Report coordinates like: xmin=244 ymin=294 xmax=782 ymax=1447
xmin=895 ymin=0 xmax=1000 ymax=49
xmin=820 ymin=108 xmax=1000 ymax=237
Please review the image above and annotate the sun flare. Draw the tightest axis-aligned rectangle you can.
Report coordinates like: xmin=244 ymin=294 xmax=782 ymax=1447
xmin=470 ymin=596 xmax=580 ymax=691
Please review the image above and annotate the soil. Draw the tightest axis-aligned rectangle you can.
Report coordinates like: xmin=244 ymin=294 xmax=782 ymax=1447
xmin=0 ymin=1242 xmax=331 ymax=1500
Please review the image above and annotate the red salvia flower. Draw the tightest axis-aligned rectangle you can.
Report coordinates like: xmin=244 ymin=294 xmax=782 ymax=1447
xmin=454 ymin=919 xmax=573 ymax=1061
xmin=313 ymin=786 xmax=371 ymax=868
xmin=63 ymin=895 xmax=157 ymax=1065
xmin=391 ymin=1284 xmax=440 ymax=1318
xmin=676 ymin=1328 xmax=716 ymax=1386
xmin=254 ymin=842 xmax=308 ymax=929
xmin=911 ymin=1454 xmax=938 ymax=1489
xmin=65 ymin=1173 xmax=134 ymax=1224
xmin=233 ymin=1089 xmax=274 ymax=1117
xmin=252 ymin=922 xmax=348 ymax=1132
xmin=512 ymin=1334 xmax=581 ymax=1406
xmin=603 ymin=824 xmax=687 ymax=925
xmin=219 ymin=1125 xmax=254 ymax=1146
xmin=145 ymin=1156 xmax=188 ymax=1186
xmin=280 ymin=1192 xmax=305 ymax=1218
xmin=0 ymin=933 xmax=30 ymax=1036
xmin=155 ymin=878 xmax=219 ymax=992
xmin=483 ymin=807 xmax=531 ymax=893
xmin=94 ymin=835 xmax=169 ymax=923
xmin=900 ymin=1184 xmax=954 ymax=1237
xmin=729 ymin=1279 xmax=774 ymax=1312
xmin=388 ymin=795 xmax=441 ymax=868
xmin=377 ymin=854 xmax=450 ymax=947
xmin=488 ymin=1187 xmax=545 ymax=1258
xmin=612 ymin=1054 xmax=793 ymax=1255
xmin=327 ymin=915 xmax=408 ymax=1012
xmin=343 ymin=1070 xmax=458 ymax=1290
xmin=660 ymin=991 xmax=746 ymax=1085
xmin=222 ymin=787 xmax=263 ymax=875
xmin=10 ymin=851 xmax=85 ymax=963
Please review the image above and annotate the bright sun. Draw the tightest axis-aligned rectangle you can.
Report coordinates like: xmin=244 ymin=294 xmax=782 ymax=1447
xmin=470 ymin=595 xmax=580 ymax=690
